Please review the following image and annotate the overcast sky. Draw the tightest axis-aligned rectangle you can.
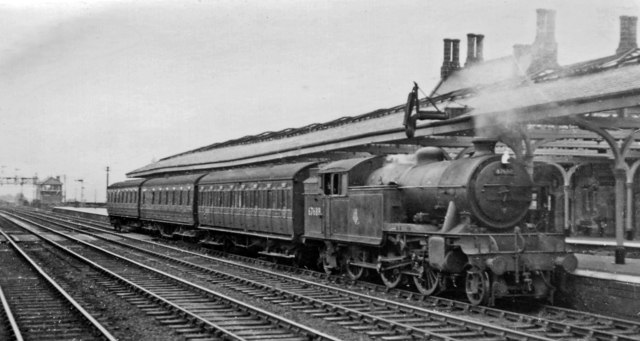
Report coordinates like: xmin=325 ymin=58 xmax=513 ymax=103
xmin=0 ymin=0 xmax=638 ymax=202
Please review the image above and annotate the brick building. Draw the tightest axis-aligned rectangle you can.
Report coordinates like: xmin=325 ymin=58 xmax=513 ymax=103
xmin=36 ymin=176 xmax=63 ymax=205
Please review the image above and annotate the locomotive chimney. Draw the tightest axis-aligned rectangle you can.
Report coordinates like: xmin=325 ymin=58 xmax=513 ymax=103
xmin=472 ymin=138 xmax=497 ymax=156
xmin=616 ymin=16 xmax=638 ymax=55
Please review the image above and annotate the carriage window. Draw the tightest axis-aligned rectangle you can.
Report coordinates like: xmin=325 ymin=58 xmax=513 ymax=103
xmin=279 ymin=190 xmax=284 ymax=209
xmin=187 ymin=189 xmax=191 ymax=205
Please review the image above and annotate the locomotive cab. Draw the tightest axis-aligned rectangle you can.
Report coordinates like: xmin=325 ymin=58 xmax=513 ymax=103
xmin=304 ymin=155 xmax=388 ymax=244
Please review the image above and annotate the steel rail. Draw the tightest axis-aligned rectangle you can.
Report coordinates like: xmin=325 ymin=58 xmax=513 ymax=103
xmin=1 ymin=212 xmax=340 ymax=341
xmin=17 ymin=209 xmax=640 ymax=341
xmin=0 ymin=229 xmax=118 ymax=341
xmin=0 ymin=284 xmax=23 ymax=341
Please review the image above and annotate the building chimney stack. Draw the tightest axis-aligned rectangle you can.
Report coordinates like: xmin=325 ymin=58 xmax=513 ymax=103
xmin=617 ymin=16 xmax=638 ymax=54
xmin=441 ymin=38 xmax=452 ymax=79
xmin=451 ymin=39 xmax=460 ymax=69
xmin=475 ymin=34 xmax=484 ymax=62
xmin=528 ymin=9 xmax=558 ymax=73
xmin=466 ymin=33 xmax=476 ymax=66
xmin=440 ymin=38 xmax=460 ymax=79
xmin=465 ymin=34 xmax=484 ymax=66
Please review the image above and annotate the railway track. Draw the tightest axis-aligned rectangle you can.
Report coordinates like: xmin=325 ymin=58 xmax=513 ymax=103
xmin=0 ymin=212 xmax=340 ymax=341
xmin=0 ymin=227 xmax=116 ymax=340
xmin=11 ymin=209 xmax=640 ymax=341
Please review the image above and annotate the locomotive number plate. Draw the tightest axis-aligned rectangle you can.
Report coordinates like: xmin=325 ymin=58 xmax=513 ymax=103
xmin=308 ymin=207 xmax=322 ymax=216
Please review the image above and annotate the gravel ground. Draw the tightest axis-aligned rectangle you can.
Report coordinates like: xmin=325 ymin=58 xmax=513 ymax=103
xmin=22 ymin=241 xmax=188 ymax=341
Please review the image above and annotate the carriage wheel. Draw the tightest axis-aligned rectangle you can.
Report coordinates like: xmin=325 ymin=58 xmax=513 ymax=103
xmin=465 ymin=268 xmax=491 ymax=305
xmin=413 ymin=265 xmax=440 ymax=296
xmin=380 ymin=268 xmax=403 ymax=288
xmin=345 ymin=247 xmax=369 ymax=280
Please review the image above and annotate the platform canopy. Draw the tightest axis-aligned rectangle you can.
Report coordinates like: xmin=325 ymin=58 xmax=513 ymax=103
xmin=127 ymin=10 xmax=640 ymax=178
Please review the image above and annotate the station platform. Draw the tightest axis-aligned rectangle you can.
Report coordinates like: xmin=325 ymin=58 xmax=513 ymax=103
xmin=566 ymin=236 xmax=640 ymax=250
xmin=562 ymin=237 xmax=640 ymax=318
xmin=52 ymin=206 xmax=109 ymax=222
xmin=567 ymin=236 xmax=640 ymax=284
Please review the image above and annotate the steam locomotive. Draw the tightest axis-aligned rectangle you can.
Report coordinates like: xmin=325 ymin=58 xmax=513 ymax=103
xmin=107 ymin=138 xmax=577 ymax=305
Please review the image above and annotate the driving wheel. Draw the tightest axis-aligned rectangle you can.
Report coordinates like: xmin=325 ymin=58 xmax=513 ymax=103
xmin=465 ymin=268 xmax=491 ymax=305
xmin=345 ymin=247 xmax=369 ymax=280
xmin=380 ymin=268 xmax=403 ymax=288
xmin=413 ymin=265 xmax=440 ymax=296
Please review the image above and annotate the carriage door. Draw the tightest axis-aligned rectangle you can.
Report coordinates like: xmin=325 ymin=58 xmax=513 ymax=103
xmin=322 ymin=172 xmax=349 ymax=239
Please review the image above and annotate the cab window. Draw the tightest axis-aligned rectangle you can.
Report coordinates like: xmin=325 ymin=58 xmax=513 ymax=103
xmin=322 ymin=173 xmax=346 ymax=196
